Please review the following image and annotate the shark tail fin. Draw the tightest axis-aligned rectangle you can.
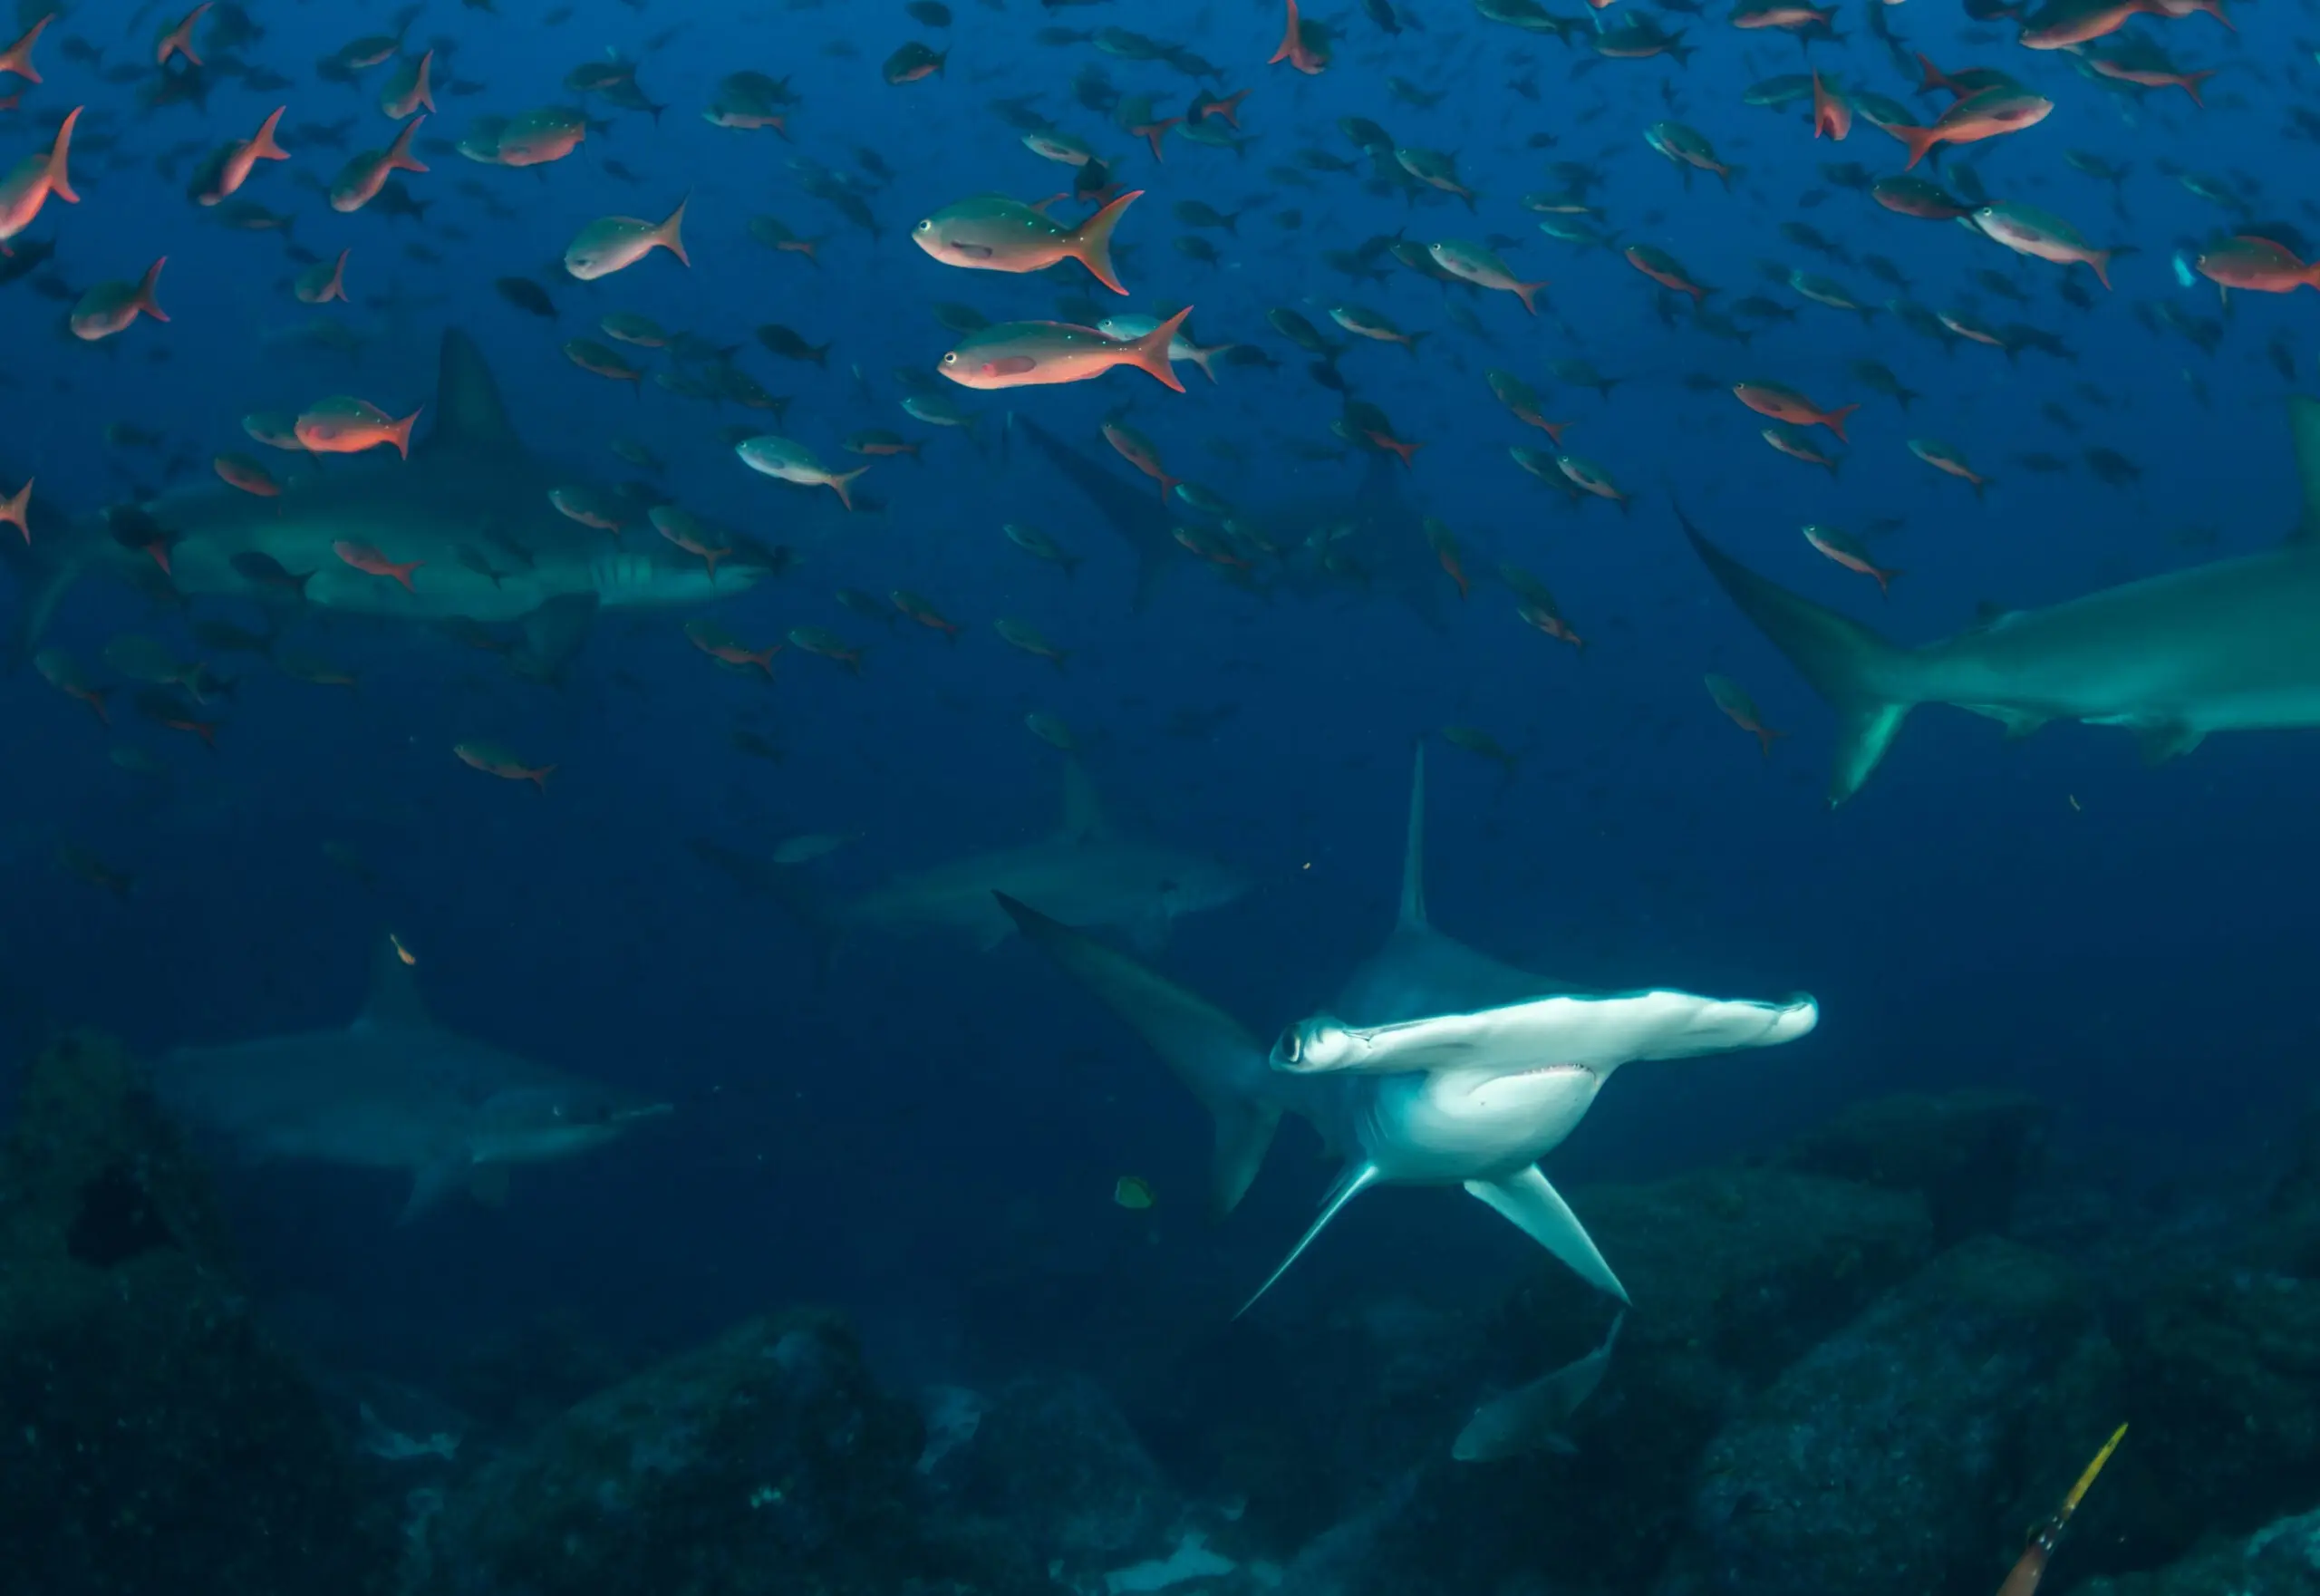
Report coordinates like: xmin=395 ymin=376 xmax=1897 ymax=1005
xmin=994 ymin=891 xmax=1280 ymax=1220
xmin=1464 ymin=1165 xmax=1629 ymax=1303
xmin=2287 ymin=395 xmax=2320 ymax=544
xmin=1237 ymin=1161 xmax=1380 ymax=1318
xmin=1399 ymin=742 xmax=1427 ymax=927
xmin=1679 ymin=506 xmax=1918 ymax=807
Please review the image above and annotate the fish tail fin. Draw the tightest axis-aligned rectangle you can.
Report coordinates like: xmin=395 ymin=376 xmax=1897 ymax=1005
xmin=1270 ymin=0 xmax=1301 ymax=63
xmin=391 ymin=407 xmax=421 ymax=459
xmin=1128 ymin=306 xmax=1192 ymax=392
xmin=136 ymin=256 xmax=168 ymax=322
xmin=831 ymin=465 xmax=867 ymax=510
xmin=1679 ymin=504 xmax=1919 ymax=806
xmin=388 ymin=113 xmax=428 ymax=174
xmin=1514 ymin=278 xmax=1549 ymax=315
xmin=46 ymin=103 xmax=79 ymax=204
xmin=995 ymin=891 xmax=1282 ymax=1222
xmin=1825 ymin=401 xmax=1859 ymax=443
xmin=1892 ymin=121 xmax=1938 ymax=170
xmin=0 ymin=476 xmax=30 ymax=537
xmin=1067 ymin=188 xmax=1141 ymax=295
xmin=0 ymin=14 xmax=46 ymax=82
xmin=2087 ymin=251 xmax=2112 ymax=291
xmin=252 ymin=104 xmax=288 ymax=160
xmin=659 ymin=193 xmax=690 ymax=266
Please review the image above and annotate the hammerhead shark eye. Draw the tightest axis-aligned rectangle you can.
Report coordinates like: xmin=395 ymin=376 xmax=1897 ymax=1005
xmin=1274 ymin=1024 xmax=1302 ymax=1065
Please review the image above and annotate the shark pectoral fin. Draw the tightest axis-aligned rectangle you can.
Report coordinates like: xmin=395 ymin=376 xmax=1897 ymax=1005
xmin=399 ymin=1150 xmax=473 ymax=1224
xmin=1210 ymin=1097 xmax=1282 ymax=1221
xmin=1236 ymin=1161 xmax=1380 ymax=1319
xmin=1830 ymin=703 xmax=1912 ymax=808
xmin=2134 ymin=721 xmax=2207 ymax=766
xmin=1965 ymin=704 xmax=2049 ymax=740
xmin=1464 ymin=1166 xmax=1629 ymax=1304
xmin=510 ymin=592 xmax=600 ymax=683
xmin=356 ymin=934 xmax=434 ymax=1033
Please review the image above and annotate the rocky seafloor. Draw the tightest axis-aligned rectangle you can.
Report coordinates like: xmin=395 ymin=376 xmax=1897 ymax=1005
xmin=5 ymin=1030 xmax=2320 ymax=1596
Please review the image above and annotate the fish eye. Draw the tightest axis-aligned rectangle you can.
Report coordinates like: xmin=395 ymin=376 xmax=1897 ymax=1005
xmin=914 ymin=218 xmax=932 ymax=233
xmin=1275 ymin=1025 xmax=1301 ymax=1064
xmin=942 ymin=352 xmax=957 ymax=364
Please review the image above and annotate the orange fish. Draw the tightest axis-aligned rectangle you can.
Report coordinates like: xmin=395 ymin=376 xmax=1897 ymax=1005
xmin=939 ymin=310 xmax=1191 ymax=392
xmin=454 ymin=741 xmax=555 ymax=790
xmin=1193 ymin=87 xmax=1252 ymax=126
xmin=0 ymin=103 xmax=79 ymax=251
xmin=212 ymin=453 xmax=280 ymax=497
xmin=297 ymin=397 xmax=420 ymax=457
xmin=1104 ymin=420 xmax=1183 ymax=500
xmin=0 ymin=475 xmax=28 ymax=542
xmin=2196 ymin=235 xmax=2320 ymax=294
xmin=156 ymin=2 xmax=210 ymax=68
xmin=382 ymin=48 xmax=434 ymax=120
xmin=1762 ymin=425 xmax=1842 ymax=474
xmin=1891 ymin=86 xmax=2052 ymax=170
xmin=1734 ymin=380 xmax=1858 ymax=440
xmin=1271 ymin=0 xmax=1329 ymax=73
xmin=328 ymin=115 xmax=427 ymax=213
xmin=649 ymin=504 xmax=732 ymax=579
xmin=1705 ymin=673 xmax=1784 ymax=757
xmin=201 ymin=104 xmax=288 ymax=205
xmin=684 ymin=619 xmax=781 ymax=677
xmin=1812 ymin=72 xmax=1851 ymax=140
xmin=295 ymin=247 xmax=351 ymax=305
xmin=1423 ymin=517 xmax=1470 ymax=600
xmin=1803 ymin=524 xmax=1902 ymax=595
xmin=69 ymin=256 xmax=167 ymax=341
xmin=333 ymin=539 xmax=423 ymax=592
xmin=0 ymin=13 xmax=53 ymax=83
xmin=891 ymin=589 xmax=963 ymax=640
xmin=1518 ymin=600 xmax=1585 ymax=651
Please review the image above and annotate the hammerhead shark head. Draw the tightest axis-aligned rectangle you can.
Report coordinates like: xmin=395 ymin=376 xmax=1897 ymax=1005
xmin=1683 ymin=395 xmax=2320 ymax=804
xmin=6 ymin=329 xmax=809 ymax=669
xmin=999 ymin=748 xmax=1816 ymax=1311
xmin=151 ymin=936 xmax=670 ymax=1223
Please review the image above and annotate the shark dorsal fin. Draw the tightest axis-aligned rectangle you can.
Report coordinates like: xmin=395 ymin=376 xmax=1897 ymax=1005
xmin=356 ymin=935 xmax=433 ymax=1031
xmin=1399 ymin=744 xmax=1428 ymax=928
xmin=1058 ymin=757 xmax=1109 ymax=842
xmin=2289 ymin=396 xmax=2320 ymax=545
xmin=422 ymin=329 xmax=521 ymax=459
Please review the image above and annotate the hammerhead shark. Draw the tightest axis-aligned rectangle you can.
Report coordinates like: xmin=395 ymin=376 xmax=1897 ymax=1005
xmin=1683 ymin=395 xmax=2320 ymax=804
xmin=999 ymin=748 xmax=1816 ymax=1311
xmin=6 ymin=328 xmax=809 ymax=670
xmin=150 ymin=936 xmax=670 ymax=1223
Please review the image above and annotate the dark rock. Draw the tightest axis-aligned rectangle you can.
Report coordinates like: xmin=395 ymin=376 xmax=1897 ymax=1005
xmin=1775 ymin=1088 xmax=2051 ymax=1246
xmin=2077 ymin=1504 xmax=2320 ymax=1596
xmin=1658 ymin=1235 xmax=2117 ymax=1596
xmin=0 ymin=1030 xmax=391 ymax=1596
xmin=422 ymin=1309 xmax=1023 ymax=1596
xmin=2114 ymin=1264 xmax=2320 ymax=1559
xmin=1315 ymin=1167 xmax=1935 ymax=1596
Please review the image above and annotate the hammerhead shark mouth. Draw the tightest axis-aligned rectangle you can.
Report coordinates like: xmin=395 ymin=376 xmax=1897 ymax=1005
xmin=997 ymin=746 xmax=1817 ymax=1316
xmin=1682 ymin=395 xmax=2320 ymax=804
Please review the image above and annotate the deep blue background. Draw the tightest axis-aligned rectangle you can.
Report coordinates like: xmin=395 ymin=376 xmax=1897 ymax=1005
xmin=0 ymin=0 xmax=2305 ymax=1382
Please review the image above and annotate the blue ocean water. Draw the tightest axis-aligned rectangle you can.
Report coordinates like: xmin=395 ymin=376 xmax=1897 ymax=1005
xmin=1 ymin=0 xmax=2315 ymax=1589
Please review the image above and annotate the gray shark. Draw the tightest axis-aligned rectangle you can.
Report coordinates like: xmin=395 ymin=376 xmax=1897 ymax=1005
xmin=694 ymin=757 xmax=1251 ymax=956
xmin=1682 ymin=396 xmax=2320 ymax=805
xmin=9 ymin=328 xmax=810 ymax=671
xmin=998 ymin=747 xmax=1816 ymax=1312
xmin=1453 ymin=1309 xmax=1624 ymax=1463
xmin=150 ymin=936 xmax=670 ymax=1222
xmin=1016 ymin=417 xmax=1445 ymax=632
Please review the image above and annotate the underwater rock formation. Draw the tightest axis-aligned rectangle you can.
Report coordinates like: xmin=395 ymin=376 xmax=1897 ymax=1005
xmin=1660 ymin=1234 xmax=2118 ymax=1596
xmin=0 ymin=1030 xmax=390 ymax=1595
xmin=1774 ymin=1088 xmax=2051 ymax=1245
xmin=2076 ymin=1504 xmax=2320 ymax=1596
xmin=423 ymin=1309 xmax=1016 ymax=1596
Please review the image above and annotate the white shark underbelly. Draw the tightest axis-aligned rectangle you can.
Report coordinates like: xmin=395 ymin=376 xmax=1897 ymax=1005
xmin=1361 ymin=1065 xmax=1605 ymax=1183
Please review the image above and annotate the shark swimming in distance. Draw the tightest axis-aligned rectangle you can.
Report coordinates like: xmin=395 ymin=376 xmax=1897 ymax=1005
xmin=150 ymin=936 xmax=670 ymax=1223
xmin=999 ymin=747 xmax=1816 ymax=1312
xmin=693 ymin=755 xmax=1251 ymax=956
xmin=5 ymin=328 xmax=815 ymax=673
xmin=1017 ymin=417 xmax=1447 ymax=633
xmin=1683 ymin=396 xmax=2320 ymax=805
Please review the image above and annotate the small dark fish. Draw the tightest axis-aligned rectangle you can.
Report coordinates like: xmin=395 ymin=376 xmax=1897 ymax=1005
xmin=495 ymin=276 xmax=556 ymax=318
